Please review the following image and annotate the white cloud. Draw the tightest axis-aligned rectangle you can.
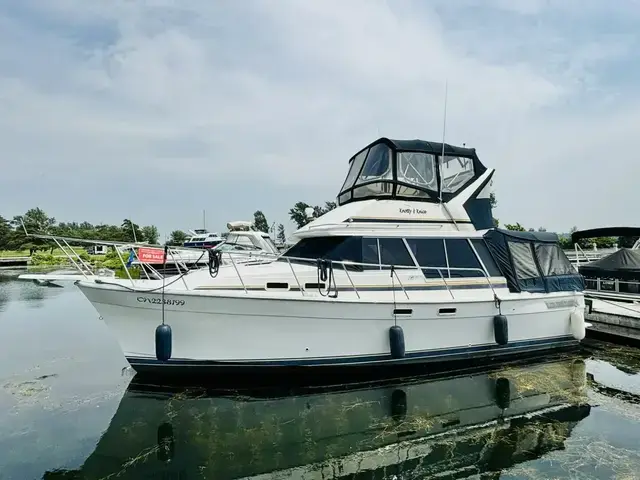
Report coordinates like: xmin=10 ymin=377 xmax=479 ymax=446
xmin=0 ymin=0 xmax=639 ymax=234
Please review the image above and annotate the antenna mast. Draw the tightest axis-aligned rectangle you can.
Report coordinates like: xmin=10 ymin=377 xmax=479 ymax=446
xmin=438 ymin=80 xmax=460 ymax=231
xmin=439 ymin=80 xmax=448 ymax=204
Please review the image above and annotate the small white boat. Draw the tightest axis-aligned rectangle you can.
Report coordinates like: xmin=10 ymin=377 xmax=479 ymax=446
xmin=18 ymin=268 xmax=116 ymax=287
xmin=69 ymin=136 xmax=586 ymax=377
xmin=182 ymin=228 xmax=224 ymax=249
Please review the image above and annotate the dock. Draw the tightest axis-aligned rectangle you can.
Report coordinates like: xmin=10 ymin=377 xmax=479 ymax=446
xmin=0 ymin=256 xmax=30 ymax=268
xmin=585 ymin=292 xmax=640 ymax=344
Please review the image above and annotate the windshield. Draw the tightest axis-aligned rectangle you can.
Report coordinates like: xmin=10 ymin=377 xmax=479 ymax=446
xmin=262 ymin=235 xmax=279 ymax=253
xmin=214 ymin=242 xmax=257 ymax=252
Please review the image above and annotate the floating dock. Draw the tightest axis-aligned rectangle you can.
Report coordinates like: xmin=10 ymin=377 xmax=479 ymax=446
xmin=0 ymin=256 xmax=30 ymax=268
xmin=585 ymin=292 xmax=640 ymax=344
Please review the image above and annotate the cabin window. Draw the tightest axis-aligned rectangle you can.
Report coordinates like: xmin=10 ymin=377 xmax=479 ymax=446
xmin=445 ymin=239 xmax=484 ymax=278
xmin=535 ymin=244 xmax=576 ymax=276
xmin=470 ymin=239 xmax=502 ymax=277
xmin=284 ymin=236 xmax=360 ymax=263
xmin=396 ymin=152 xmax=438 ymax=194
xmin=379 ymin=238 xmax=415 ymax=269
xmin=339 ymin=149 xmax=368 ymax=192
xmin=405 ymin=238 xmax=447 ymax=278
xmin=508 ymin=241 xmax=545 ymax=291
xmin=440 ymin=156 xmax=475 ymax=194
xmin=362 ymin=237 xmax=380 ymax=270
xmin=282 ymin=236 xmax=379 ymax=271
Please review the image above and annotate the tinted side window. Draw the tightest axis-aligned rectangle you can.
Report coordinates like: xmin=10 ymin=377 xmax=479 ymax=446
xmin=405 ymin=238 xmax=446 ymax=278
xmin=379 ymin=238 xmax=415 ymax=269
xmin=471 ymin=239 xmax=502 ymax=277
xmin=284 ymin=236 xmax=350 ymax=260
xmin=362 ymin=237 xmax=380 ymax=270
xmin=445 ymin=239 xmax=483 ymax=278
xmin=284 ymin=236 xmax=364 ymax=270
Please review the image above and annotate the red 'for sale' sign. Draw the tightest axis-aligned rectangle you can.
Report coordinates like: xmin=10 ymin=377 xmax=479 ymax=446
xmin=138 ymin=247 xmax=165 ymax=264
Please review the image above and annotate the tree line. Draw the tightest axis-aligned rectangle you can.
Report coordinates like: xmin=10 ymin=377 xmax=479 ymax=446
xmin=0 ymin=208 xmax=160 ymax=254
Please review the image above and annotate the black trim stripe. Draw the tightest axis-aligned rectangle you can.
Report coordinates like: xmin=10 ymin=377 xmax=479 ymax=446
xmin=195 ymin=282 xmax=508 ymax=292
xmin=344 ymin=218 xmax=473 ymax=225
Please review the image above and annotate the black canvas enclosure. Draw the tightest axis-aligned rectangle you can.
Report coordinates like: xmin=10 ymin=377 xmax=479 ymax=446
xmin=483 ymin=229 xmax=584 ymax=293
xmin=579 ymin=248 xmax=640 ymax=281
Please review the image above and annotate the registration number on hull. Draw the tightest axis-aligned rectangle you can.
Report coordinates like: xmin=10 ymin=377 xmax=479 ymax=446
xmin=137 ymin=297 xmax=185 ymax=306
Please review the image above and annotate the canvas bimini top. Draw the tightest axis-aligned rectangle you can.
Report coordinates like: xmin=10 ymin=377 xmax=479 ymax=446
xmin=337 ymin=137 xmax=488 ymax=206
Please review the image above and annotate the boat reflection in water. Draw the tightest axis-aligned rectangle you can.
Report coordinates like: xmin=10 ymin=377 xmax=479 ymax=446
xmin=46 ymin=358 xmax=591 ymax=479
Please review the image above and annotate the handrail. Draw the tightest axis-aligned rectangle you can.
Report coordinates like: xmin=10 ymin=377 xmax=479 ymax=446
xmin=215 ymin=250 xmax=498 ymax=301
xmin=285 ymin=257 xmax=305 ymax=296
xmin=584 ymin=276 xmax=640 ymax=294
xmin=44 ymin=232 xmax=499 ymax=301
xmin=391 ymin=267 xmax=410 ymax=300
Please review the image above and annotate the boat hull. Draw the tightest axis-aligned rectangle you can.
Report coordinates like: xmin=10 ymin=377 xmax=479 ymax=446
xmin=77 ymin=281 xmax=582 ymax=378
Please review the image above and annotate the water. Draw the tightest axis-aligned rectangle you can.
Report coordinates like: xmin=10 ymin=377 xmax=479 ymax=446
xmin=2 ymin=274 xmax=640 ymax=479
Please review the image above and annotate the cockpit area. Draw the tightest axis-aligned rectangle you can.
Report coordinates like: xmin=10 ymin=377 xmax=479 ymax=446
xmin=337 ymin=138 xmax=487 ymax=206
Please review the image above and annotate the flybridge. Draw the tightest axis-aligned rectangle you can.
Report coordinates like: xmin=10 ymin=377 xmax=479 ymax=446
xmin=332 ymin=137 xmax=496 ymax=230
xmin=337 ymin=137 xmax=488 ymax=206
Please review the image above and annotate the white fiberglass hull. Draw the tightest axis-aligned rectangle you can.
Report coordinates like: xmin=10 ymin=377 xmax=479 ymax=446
xmin=77 ymin=280 xmax=583 ymax=374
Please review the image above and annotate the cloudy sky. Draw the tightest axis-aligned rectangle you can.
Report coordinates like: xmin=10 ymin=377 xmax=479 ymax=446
xmin=0 ymin=0 xmax=639 ymax=239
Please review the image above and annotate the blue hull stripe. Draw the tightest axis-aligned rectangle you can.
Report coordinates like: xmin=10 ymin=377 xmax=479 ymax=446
xmin=128 ymin=336 xmax=577 ymax=368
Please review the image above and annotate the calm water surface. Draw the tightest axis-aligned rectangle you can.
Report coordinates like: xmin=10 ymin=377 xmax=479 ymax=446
xmin=1 ymin=273 xmax=640 ymax=479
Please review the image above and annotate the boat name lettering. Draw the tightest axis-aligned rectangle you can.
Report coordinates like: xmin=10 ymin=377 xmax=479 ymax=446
xmin=137 ymin=296 xmax=185 ymax=306
xmin=544 ymin=299 xmax=576 ymax=309
xmin=399 ymin=208 xmax=427 ymax=215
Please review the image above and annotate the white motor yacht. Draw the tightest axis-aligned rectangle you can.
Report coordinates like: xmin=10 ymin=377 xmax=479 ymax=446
xmin=73 ymin=137 xmax=587 ymax=376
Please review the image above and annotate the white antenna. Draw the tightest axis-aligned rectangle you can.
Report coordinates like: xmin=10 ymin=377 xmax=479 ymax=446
xmin=438 ymin=80 xmax=459 ymax=232
xmin=202 ymin=209 xmax=206 ymax=230
xmin=439 ymin=80 xmax=448 ymax=204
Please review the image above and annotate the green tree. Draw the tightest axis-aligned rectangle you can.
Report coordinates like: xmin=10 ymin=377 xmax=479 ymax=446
xmin=322 ymin=201 xmax=337 ymax=213
xmin=166 ymin=230 xmax=189 ymax=246
xmin=121 ymin=219 xmax=143 ymax=243
xmin=12 ymin=208 xmax=57 ymax=254
xmin=0 ymin=215 xmax=11 ymax=250
xmin=253 ymin=210 xmax=270 ymax=234
xmin=276 ymin=224 xmax=286 ymax=244
xmin=289 ymin=202 xmax=312 ymax=229
xmin=289 ymin=200 xmax=336 ymax=229
xmin=141 ymin=225 xmax=159 ymax=244
xmin=313 ymin=201 xmax=337 ymax=217
xmin=504 ymin=223 xmax=526 ymax=232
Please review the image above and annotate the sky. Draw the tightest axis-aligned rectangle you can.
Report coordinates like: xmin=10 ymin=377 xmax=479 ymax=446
xmin=0 ymin=0 xmax=639 ymax=240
